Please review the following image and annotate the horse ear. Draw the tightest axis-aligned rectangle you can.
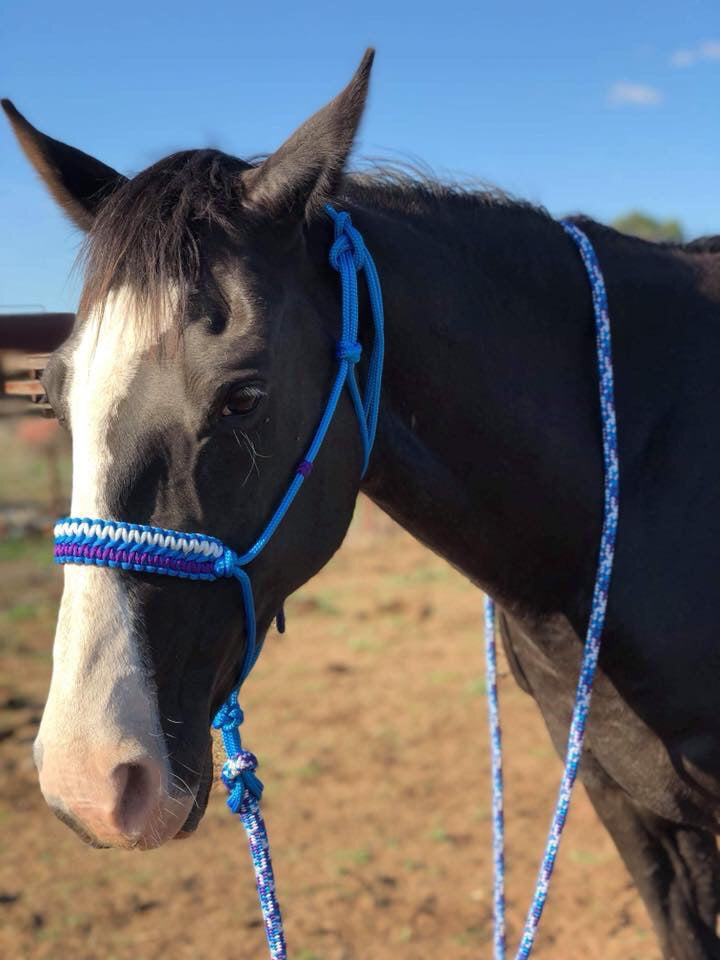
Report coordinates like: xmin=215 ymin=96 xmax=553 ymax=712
xmin=243 ymin=48 xmax=375 ymax=220
xmin=2 ymin=99 xmax=127 ymax=231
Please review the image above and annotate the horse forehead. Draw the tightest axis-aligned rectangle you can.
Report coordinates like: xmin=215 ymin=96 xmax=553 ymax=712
xmin=68 ymin=288 xmax=174 ymax=514
xmin=70 ymin=288 xmax=173 ymax=387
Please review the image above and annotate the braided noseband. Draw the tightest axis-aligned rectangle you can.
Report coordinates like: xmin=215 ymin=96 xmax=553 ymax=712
xmin=54 ymin=205 xmax=384 ymax=960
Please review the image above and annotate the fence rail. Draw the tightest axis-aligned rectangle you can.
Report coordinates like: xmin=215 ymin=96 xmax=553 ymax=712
xmin=0 ymin=313 xmax=73 ymax=416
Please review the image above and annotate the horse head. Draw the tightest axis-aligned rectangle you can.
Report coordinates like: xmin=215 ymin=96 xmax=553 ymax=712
xmin=3 ymin=49 xmax=375 ymax=849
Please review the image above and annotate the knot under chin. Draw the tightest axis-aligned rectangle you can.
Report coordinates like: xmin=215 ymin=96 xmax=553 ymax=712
xmin=328 ymin=212 xmax=366 ymax=271
xmin=222 ymin=749 xmax=258 ymax=781
xmin=212 ymin=698 xmax=245 ymax=731
xmin=221 ymin=749 xmax=264 ymax=814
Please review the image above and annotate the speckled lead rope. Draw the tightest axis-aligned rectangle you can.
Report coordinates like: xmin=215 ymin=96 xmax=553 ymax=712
xmin=485 ymin=220 xmax=620 ymax=959
xmin=53 ymin=204 xmax=385 ymax=960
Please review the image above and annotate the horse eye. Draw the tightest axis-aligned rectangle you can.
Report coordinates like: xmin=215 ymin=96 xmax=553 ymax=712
xmin=221 ymin=385 xmax=262 ymax=417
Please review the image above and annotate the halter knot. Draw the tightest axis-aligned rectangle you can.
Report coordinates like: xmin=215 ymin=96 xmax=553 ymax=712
xmin=336 ymin=339 xmax=362 ymax=364
xmin=221 ymin=749 xmax=264 ymax=814
xmin=212 ymin=698 xmax=245 ymax=731
xmin=214 ymin=547 xmax=237 ymax=579
xmin=328 ymin=211 xmax=366 ymax=271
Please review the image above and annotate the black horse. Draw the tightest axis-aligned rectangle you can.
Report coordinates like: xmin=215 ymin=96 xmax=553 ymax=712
xmin=5 ymin=50 xmax=720 ymax=959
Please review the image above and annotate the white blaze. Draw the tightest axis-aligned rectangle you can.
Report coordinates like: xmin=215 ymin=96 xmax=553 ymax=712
xmin=37 ymin=290 xmax=184 ymax=837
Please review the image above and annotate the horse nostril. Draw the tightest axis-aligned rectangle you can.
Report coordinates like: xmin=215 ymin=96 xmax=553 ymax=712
xmin=38 ymin=745 xmax=193 ymax=848
xmin=111 ymin=760 xmax=161 ymax=837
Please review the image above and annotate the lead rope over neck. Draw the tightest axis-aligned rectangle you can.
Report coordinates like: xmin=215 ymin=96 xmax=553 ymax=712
xmin=484 ymin=220 xmax=620 ymax=959
xmin=53 ymin=206 xmax=384 ymax=960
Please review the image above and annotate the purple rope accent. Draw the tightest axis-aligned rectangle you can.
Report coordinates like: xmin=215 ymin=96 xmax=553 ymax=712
xmin=241 ymin=801 xmax=287 ymax=959
xmin=484 ymin=595 xmax=506 ymax=957
xmin=54 ymin=542 xmax=217 ymax=577
xmin=219 ymin=744 xmax=285 ymax=958
xmin=296 ymin=460 xmax=313 ymax=478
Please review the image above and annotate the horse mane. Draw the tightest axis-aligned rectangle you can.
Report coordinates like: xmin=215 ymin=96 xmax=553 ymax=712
xmin=343 ymin=162 xmax=547 ymax=219
xmin=685 ymin=235 xmax=720 ymax=253
xmin=81 ymin=146 xmax=713 ymax=338
xmin=566 ymin=214 xmax=720 ymax=256
xmin=78 ymin=148 xmax=556 ymax=336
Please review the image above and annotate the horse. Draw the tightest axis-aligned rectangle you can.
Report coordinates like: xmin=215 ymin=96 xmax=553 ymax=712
xmin=5 ymin=50 xmax=720 ymax=959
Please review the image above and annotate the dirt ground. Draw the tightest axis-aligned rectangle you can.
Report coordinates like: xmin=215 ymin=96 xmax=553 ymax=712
xmin=0 ymin=427 xmax=659 ymax=960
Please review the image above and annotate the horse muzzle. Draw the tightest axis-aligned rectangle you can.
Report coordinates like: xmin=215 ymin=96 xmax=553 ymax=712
xmin=34 ymin=734 xmax=196 ymax=850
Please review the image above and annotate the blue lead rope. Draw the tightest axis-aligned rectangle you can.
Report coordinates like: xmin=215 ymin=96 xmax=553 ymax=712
xmin=54 ymin=205 xmax=385 ymax=960
xmin=484 ymin=220 xmax=620 ymax=958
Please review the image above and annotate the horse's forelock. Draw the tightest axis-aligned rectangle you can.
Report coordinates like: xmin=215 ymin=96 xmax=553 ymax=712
xmin=77 ymin=149 xmax=255 ymax=339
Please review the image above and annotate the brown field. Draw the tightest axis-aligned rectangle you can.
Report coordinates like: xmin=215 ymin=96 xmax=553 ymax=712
xmin=0 ymin=422 xmax=659 ymax=959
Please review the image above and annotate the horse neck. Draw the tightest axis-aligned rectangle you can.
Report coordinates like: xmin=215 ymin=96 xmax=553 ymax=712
xmin=353 ymin=193 xmax=605 ymax=619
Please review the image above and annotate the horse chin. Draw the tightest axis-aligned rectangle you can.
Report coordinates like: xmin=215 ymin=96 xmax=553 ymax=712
xmin=174 ymin=748 xmax=213 ymax=839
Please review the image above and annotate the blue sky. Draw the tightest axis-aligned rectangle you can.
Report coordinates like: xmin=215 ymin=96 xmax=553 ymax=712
xmin=1 ymin=0 xmax=718 ymax=311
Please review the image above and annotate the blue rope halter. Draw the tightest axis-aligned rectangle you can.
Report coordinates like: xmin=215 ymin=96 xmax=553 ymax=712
xmin=484 ymin=220 xmax=619 ymax=959
xmin=54 ymin=204 xmax=384 ymax=960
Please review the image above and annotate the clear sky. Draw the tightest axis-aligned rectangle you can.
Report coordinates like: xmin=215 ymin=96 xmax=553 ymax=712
xmin=1 ymin=0 xmax=718 ymax=312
